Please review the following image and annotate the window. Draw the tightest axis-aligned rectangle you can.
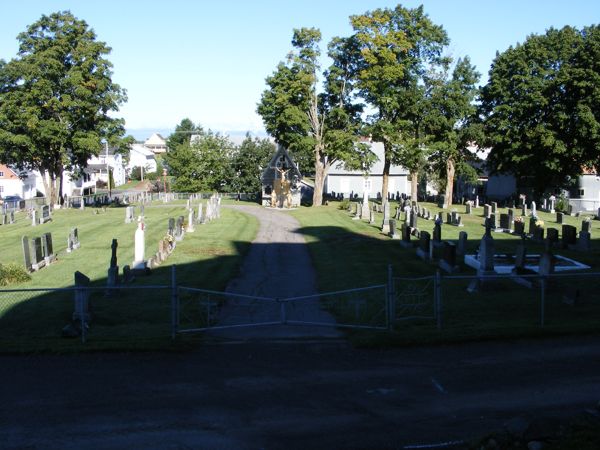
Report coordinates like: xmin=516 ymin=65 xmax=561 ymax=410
xmin=0 ymin=171 xmax=4 ymax=177
xmin=0 ymin=186 xmax=4 ymax=193
xmin=578 ymin=189 xmax=585 ymax=197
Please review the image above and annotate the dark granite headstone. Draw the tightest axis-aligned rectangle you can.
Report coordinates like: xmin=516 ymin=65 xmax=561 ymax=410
xmin=562 ymin=224 xmax=577 ymax=247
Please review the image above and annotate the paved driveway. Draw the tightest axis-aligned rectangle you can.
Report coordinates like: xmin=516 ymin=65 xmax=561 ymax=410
xmin=3 ymin=336 xmax=600 ymax=449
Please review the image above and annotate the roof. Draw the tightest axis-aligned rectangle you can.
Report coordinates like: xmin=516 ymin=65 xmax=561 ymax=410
xmin=130 ymin=143 xmax=156 ymax=158
xmin=261 ymin=145 xmax=302 ymax=185
xmin=144 ymin=133 xmax=167 ymax=147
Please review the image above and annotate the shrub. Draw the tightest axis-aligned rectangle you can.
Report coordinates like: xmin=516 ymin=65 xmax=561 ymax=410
xmin=338 ymin=199 xmax=350 ymax=210
xmin=0 ymin=263 xmax=31 ymax=286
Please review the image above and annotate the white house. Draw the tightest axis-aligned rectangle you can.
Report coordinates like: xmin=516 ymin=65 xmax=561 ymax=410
xmin=325 ymin=141 xmax=411 ymax=199
xmin=85 ymin=146 xmax=126 ymax=187
xmin=128 ymin=143 xmax=157 ymax=177
xmin=0 ymin=164 xmax=38 ymax=199
xmin=144 ymin=133 xmax=168 ymax=154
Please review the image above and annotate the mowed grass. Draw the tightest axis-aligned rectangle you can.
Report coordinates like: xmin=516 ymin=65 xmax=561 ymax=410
xmin=0 ymin=201 xmax=258 ymax=352
xmin=289 ymin=201 xmax=600 ymax=346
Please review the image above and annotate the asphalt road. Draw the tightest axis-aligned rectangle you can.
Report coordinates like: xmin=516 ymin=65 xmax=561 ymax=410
xmin=2 ymin=336 xmax=600 ymax=449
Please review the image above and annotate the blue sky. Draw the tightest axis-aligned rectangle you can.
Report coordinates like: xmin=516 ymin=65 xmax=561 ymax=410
xmin=1 ymin=1 xmax=598 ymax=140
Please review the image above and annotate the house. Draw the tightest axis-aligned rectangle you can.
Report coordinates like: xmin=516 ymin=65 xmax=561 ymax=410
xmin=128 ymin=143 xmax=158 ymax=177
xmin=568 ymin=168 xmax=600 ymax=213
xmin=325 ymin=142 xmax=411 ymax=199
xmin=0 ymin=164 xmax=38 ymax=199
xmin=144 ymin=133 xmax=168 ymax=154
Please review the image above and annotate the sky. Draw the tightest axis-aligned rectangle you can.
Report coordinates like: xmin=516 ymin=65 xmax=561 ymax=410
xmin=1 ymin=0 xmax=599 ymax=141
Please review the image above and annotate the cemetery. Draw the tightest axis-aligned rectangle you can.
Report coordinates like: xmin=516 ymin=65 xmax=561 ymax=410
xmin=0 ymin=190 xmax=599 ymax=351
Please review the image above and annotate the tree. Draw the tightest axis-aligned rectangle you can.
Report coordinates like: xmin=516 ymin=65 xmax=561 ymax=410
xmin=257 ymin=28 xmax=366 ymax=206
xmin=479 ymin=25 xmax=600 ymax=194
xmin=426 ymin=57 xmax=480 ymax=207
xmin=166 ymin=118 xmax=203 ymax=152
xmin=163 ymin=128 xmax=234 ymax=192
xmin=0 ymin=11 xmax=127 ymax=204
xmin=350 ymin=5 xmax=450 ymax=201
xmin=230 ymin=134 xmax=275 ymax=194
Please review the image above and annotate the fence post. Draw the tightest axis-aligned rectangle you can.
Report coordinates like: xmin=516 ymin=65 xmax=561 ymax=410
xmin=540 ymin=276 xmax=546 ymax=327
xmin=435 ymin=270 xmax=442 ymax=330
xmin=171 ymin=264 xmax=178 ymax=339
xmin=387 ymin=264 xmax=394 ymax=330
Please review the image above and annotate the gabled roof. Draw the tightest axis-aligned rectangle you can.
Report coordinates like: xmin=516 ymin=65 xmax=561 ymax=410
xmin=144 ymin=133 xmax=167 ymax=147
xmin=261 ymin=145 xmax=302 ymax=185
xmin=130 ymin=143 xmax=156 ymax=157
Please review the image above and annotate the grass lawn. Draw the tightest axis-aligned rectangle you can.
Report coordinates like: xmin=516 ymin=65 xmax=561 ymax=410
xmin=289 ymin=201 xmax=600 ymax=346
xmin=0 ymin=201 xmax=258 ymax=352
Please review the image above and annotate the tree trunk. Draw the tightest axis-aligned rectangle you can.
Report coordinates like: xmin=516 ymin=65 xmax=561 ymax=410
xmin=40 ymin=169 xmax=51 ymax=204
xmin=410 ymin=170 xmax=418 ymax=201
xmin=444 ymin=158 xmax=455 ymax=209
xmin=312 ymin=148 xmax=329 ymax=206
xmin=381 ymin=142 xmax=392 ymax=201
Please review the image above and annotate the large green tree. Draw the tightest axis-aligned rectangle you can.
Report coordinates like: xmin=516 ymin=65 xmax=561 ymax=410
xmin=426 ymin=57 xmax=480 ymax=208
xmin=0 ymin=11 xmax=127 ymax=204
xmin=163 ymin=128 xmax=234 ymax=192
xmin=166 ymin=118 xmax=203 ymax=152
xmin=479 ymin=25 xmax=600 ymax=194
xmin=350 ymin=5 xmax=450 ymax=201
xmin=230 ymin=134 xmax=275 ymax=194
xmin=257 ymin=28 xmax=366 ymax=206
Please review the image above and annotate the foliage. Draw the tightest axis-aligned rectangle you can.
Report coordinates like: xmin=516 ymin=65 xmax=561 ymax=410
xmin=425 ymin=57 xmax=481 ymax=205
xmin=257 ymin=28 xmax=367 ymax=205
xmin=163 ymin=128 xmax=235 ymax=192
xmin=0 ymin=263 xmax=31 ymax=286
xmin=479 ymin=25 xmax=600 ymax=193
xmin=230 ymin=134 xmax=275 ymax=193
xmin=0 ymin=11 xmax=127 ymax=204
xmin=349 ymin=5 xmax=450 ymax=200
xmin=166 ymin=118 xmax=203 ymax=152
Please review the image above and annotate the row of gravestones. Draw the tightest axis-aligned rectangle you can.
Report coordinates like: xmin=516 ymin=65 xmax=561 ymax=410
xmin=22 ymin=228 xmax=81 ymax=272
xmin=1 ymin=211 xmax=15 ymax=225
xmin=30 ymin=205 xmax=52 ymax=226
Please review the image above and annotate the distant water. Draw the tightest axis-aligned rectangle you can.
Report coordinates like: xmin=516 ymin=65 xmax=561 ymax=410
xmin=126 ymin=128 xmax=269 ymax=145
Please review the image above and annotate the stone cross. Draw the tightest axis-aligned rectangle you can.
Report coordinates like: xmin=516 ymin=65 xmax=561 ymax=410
xmin=110 ymin=239 xmax=118 ymax=268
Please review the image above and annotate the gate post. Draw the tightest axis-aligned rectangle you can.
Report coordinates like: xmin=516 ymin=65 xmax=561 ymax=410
xmin=171 ymin=264 xmax=178 ymax=339
xmin=435 ymin=270 xmax=442 ymax=330
xmin=387 ymin=264 xmax=394 ymax=330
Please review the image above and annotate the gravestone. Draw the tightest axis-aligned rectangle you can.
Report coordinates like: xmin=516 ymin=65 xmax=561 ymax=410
xmin=123 ymin=265 xmax=135 ymax=284
xmin=381 ymin=201 xmax=390 ymax=233
xmin=140 ymin=204 xmax=145 ymax=219
xmin=556 ymin=212 xmax=563 ymax=224
xmin=562 ymin=224 xmax=577 ymax=248
xmin=31 ymin=209 xmax=37 ymax=227
xmin=168 ymin=218 xmax=175 ymax=236
xmin=478 ymin=222 xmax=495 ymax=274
xmin=483 ymin=204 xmax=491 ymax=218
xmin=531 ymin=201 xmax=537 ymax=218
xmin=30 ymin=237 xmax=44 ymax=271
xmin=489 ymin=213 xmax=498 ymax=229
xmin=132 ymin=221 xmax=146 ymax=270
xmin=175 ymin=216 xmax=184 ymax=241
xmin=474 ymin=195 xmax=479 ymax=208
xmin=388 ymin=219 xmax=400 ymax=239
xmin=465 ymin=201 xmax=472 ymax=215
xmin=41 ymin=232 xmax=55 ymax=264
xmin=549 ymin=196 xmax=556 ymax=213
xmin=9 ymin=211 xmax=14 ymax=224
xmin=457 ymin=231 xmax=468 ymax=256
xmin=187 ymin=209 xmax=195 ymax=232
xmin=409 ymin=211 xmax=418 ymax=230
xmin=22 ymin=236 xmax=31 ymax=272
xmin=433 ymin=221 xmax=442 ymax=245
xmin=106 ymin=239 xmax=119 ymax=295
xmin=360 ymin=193 xmax=370 ymax=220
xmin=438 ymin=194 xmax=446 ymax=209
xmin=67 ymin=228 xmax=81 ymax=253
xmin=546 ymin=227 xmax=559 ymax=244
xmin=446 ymin=212 xmax=452 ymax=225
xmin=581 ymin=219 xmax=591 ymax=233
xmin=125 ymin=206 xmax=134 ymax=223
xmin=416 ymin=231 xmax=430 ymax=260
xmin=499 ymin=213 xmax=510 ymax=230
xmin=39 ymin=205 xmax=51 ymax=224
xmin=507 ymin=209 xmax=514 ymax=230
xmin=439 ymin=241 xmax=458 ymax=273
xmin=2 ymin=214 xmax=7 ymax=225
xmin=400 ymin=223 xmax=412 ymax=248
xmin=522 ymin=204 xmax=528 ymax=217
xmin=73 ymin=271 xmax=91 ymax=322
xmin=197 ymin=203 xmax=204 ymax=224
xmin=491 ymin=202 xmax=497 ymax=214
xmin=578 ymin=231 xmax=591 ymax=252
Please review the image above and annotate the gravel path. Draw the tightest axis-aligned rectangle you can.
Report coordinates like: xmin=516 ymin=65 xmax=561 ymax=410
xmin=207 ymin=205 xmax=342 ymax=341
